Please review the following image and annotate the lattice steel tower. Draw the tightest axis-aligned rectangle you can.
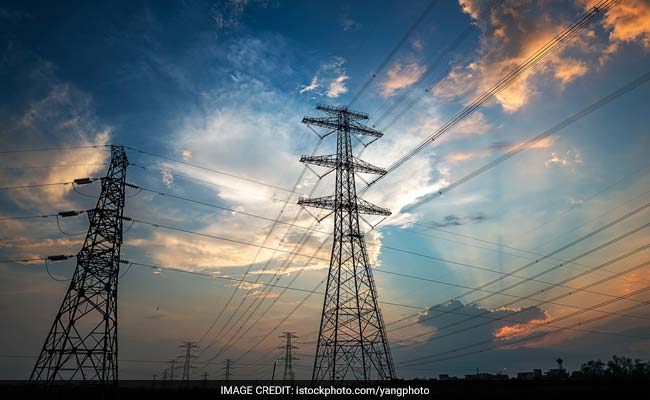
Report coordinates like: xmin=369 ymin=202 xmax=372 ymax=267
xmin=179 ymin=341 xmax=199 ymax=383
xmin=31 ymin=145 xmax=128 ymax=383
xmin=299 ymin=104 xmax=394 ymax=381
xmin=279 ymin=332 xmax=298 ymax=383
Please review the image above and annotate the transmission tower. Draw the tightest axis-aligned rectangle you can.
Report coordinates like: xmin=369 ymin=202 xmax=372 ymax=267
xmin=224 ymin=359 xmax=232 ymax=382
xmin=299 ymin=104 xmax=394 ymax=381
xmin=168 ymin=359 xmax=177 ymax=381
xmin=30 ymin=145 xmax=128 ymax=383
xmin=279 ymin=332 xmax=299 ymax=383
xmin=179 ymin=341 xmax=199 ymax=383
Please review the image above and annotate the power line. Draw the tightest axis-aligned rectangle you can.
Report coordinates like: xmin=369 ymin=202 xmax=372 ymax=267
xmin=221 ymin=249 xmax=650 ymax=370
xmin=126 ymin=139 xmax=329 ymax=355
xmin=0 ymin=214 xmax=57 ymax=221
xmin=0 ymin=181 xmax=74 ymax=190
xmin=114 ymin=188 xmax=647 ymax=344
xmin=64 ymin=258 xmax=648 ymax=366
xmin=125 ymin=217 xmax=329 ymax=262
xmin=0 ymin=145 xmax=110 ymax=154
xmin=530 ymin=188 xmax=650 ymax=253
xmin=412 ymin=200 xmax=649 ymax=309
xmin=366 ymin=0 xmax=618 ymax=189
xmin=125 ymin=183 xmax=313 ymax=232
xmin=0 ymin=163 xmax=107 ymax=170
xmin=372 ymin=0 xmax=500 ymax=127
xmin=120 ymin=179 xmax=645 ymax=293
xmin=122 ymin=257 xmax=650 ymax=373
xmin=123 ymin=146 xmax=304 ymax=196
xmin=397 ymin=286 xmax=650 ymax=368
xmin=400 ymin=68 xmax=650 ymax=212
xmin=194 ymin=139 xmax=326 ymax=350
xmin=134 ymin=162 xmax=648 ymax=360
xmin=391 ymin=242 xmax=650 ymax=344
xmin=348 ymin=0 xmax=441 ymax=106
xmin=386 ymin=218 xmax=650 ymax=334
xmin=0 ymin=209 xmax=88 ymax=222
xmin=126 ymin=145 xmax=644 ymax=354
xmin=362 ymin=203 xmax=650 ymax=335
xmin=374 ymin=265 xmax=650 ymax=322
xmin=234 ymin=279 xmax=326 ymax=365
xmin=123 ymin=193 xmax=650 ymax=359
xmin=129 ymin=162 xmax=298 ymax=204
xmin=200 ymin=235 xmax=330 ymax=364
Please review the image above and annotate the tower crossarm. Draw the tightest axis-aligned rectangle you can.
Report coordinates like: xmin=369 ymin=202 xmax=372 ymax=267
xmin=349 ymin=120 xmax=383 ymax=138
xmin=356 ymin=197 xmax=391 ymax=216
xmin=302 ymin=117 xmax=383 ymax=139
xmin=315 ymin=103 xmax=368 ymax=120
xmin=302 ymin=116 xmax=339 ymax=131
xmin=299 ymin=195 xmax=391 ymax=216
xmin=298 ymin=195 xmax=335 ymax=211
xmin=300 ymin=155 xmax=387 ymax=175
xmin=300 ymin=154 xmax=337 ymax=169
xmin=352 ymin=157 xmax=387 ymax=175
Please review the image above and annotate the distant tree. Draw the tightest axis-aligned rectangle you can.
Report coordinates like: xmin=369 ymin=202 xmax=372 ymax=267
xmin=606 ymin=355 xmax=635 ymax=377
xmin=632 ymin=359 xmax=650 ymax=378
xmin=580 ymin=359 xmax=605 ymax=377
xmin=581 ymin=355 xmax=650 ymax=379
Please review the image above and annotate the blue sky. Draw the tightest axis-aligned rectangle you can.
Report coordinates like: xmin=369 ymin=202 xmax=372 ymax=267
xmin=1 ymin=0 xmax=650 ymax=380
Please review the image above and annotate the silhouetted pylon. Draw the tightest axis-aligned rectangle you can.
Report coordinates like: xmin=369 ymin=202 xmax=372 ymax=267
xmin=299 ymin=104 xmax=394 ymax=381
xmin=30 ymin=145 xmax=128 ymax=383
xmin=279 ymin=332 xmax=299 ymax=383
xmin=179 ymin=341 xmax=199 ymax=383
xmin=224 ymin=359 xmax=232 ymax=382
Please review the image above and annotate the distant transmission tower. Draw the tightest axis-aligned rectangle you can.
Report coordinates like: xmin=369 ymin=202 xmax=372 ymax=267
xmin=179 ymin=341 xmax=199 ymax=383
xmin=299 ymin=104 xmax=394 ymax=381
xmin=224 ymin=359 xmax=232 ymax=382
xmin=279 ymin=332 xmax=299 ymax=383
xmin=30 ymin=145 xmax=128 ymax=383
xmin=168 ymin=359 xmax=177 ymax=381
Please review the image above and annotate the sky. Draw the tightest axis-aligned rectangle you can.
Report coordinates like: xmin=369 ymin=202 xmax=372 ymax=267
xmin=0 ymin=0 xmax=650 ymax=380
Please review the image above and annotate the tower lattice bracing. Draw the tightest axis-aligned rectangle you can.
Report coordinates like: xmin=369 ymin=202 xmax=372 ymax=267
xmin=30 ymin=145 xmax=128 ymax=383
xmin=299 ymin=104 xmax=394 ymax=381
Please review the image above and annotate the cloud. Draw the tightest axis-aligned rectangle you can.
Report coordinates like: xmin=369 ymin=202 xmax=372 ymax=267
xmin=434 ymin=1 xmax=647 ymax=113
xmin=594 ymin=0 xmax=650 ymax=49
xmin=340 ymin=12 xmax=361 ymax=31
xmin=299 ymin=56 xmax=349 ymax=98
xmin=447 ymin=136 xmax=555 ymax=162
xmin=211 ymin=0 xmax=248 ymax=31
xmin=327 ymin=74 xmax=349 ymax=98
xmin=437 ymin=0 xmax=650 ymax=114
xmin=568 ymin=197 xmax=583 ymax=205
xmin=160 ymin=170 xmax=174 ymax=187
xmin=425 ymin=213 xmax=488 ymax=228
xmin=553 ymin=57 xmax=588 ymax=87
xmin=381 ymin=62 xmax=425 ymax=97
xmin=235 ymin=281 xmax=263 ymax=290
xmin=299 ymin=75 xmax=319 ymax=94
xmin=245 ymin=290 xmax=279 ymax=299
xmin=0 ymin=61 xmax=111 ymax=211
xmin=544 ymin=150 xmax=583 ymax=167
xmin=402 ymin=300 xmax=549 ymax=353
